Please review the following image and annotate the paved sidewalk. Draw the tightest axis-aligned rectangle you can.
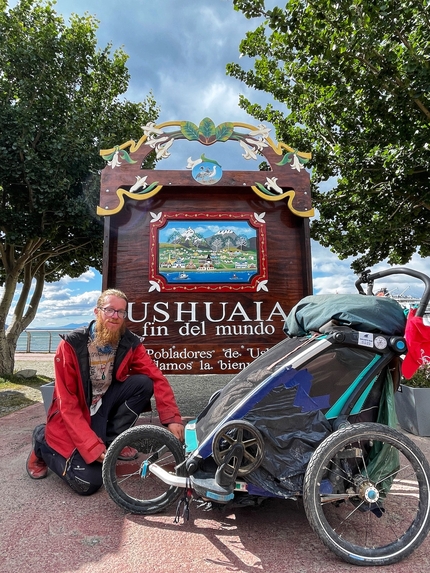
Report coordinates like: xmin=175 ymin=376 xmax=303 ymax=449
xmin=2 ymin=401 xmax=430 ymax=573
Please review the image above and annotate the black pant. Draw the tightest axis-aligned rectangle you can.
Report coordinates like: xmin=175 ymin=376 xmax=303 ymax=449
xmin=35 ymin=374 xmax=153 ymax=495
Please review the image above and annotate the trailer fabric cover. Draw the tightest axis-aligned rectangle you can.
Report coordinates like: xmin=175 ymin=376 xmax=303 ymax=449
xmin=284 ymin=294 xmax=406 ymax=337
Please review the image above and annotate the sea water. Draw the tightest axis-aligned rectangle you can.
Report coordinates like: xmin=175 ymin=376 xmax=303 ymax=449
xmin=16 ymin=330 xmax=71 ymax=353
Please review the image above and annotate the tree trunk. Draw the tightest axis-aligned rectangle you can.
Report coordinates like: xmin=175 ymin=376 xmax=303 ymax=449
xmin=0 ymin=262 xmax=46 ymax=376
xmin=0 ymin=329 xmax=17 ymax=375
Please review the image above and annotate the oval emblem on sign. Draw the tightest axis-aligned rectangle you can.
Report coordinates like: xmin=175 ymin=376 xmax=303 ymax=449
xmin=192 ymin=158 xmax=222 ymax=185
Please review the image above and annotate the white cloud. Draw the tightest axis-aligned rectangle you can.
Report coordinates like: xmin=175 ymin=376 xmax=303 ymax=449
xmin=42 ymin=287 xmax=73 ymax=301
xmin=53 ymin=269 xmax=96 ymax=285
xmin=5 ymin=272 xmax=101 ymax=327
xmin=38 ymin=290 xmax=100 ymax=310
xmin=311 ymin=242 xmax=429 ymax=298
xmin=31 ymin=290 xmax=101 ymax=326
xmin=313 ymin=275 xmax=355 ymax=295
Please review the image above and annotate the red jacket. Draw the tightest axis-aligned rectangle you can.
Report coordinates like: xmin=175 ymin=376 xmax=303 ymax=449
xmin=45 ymin=323 xmax=182 ymax=464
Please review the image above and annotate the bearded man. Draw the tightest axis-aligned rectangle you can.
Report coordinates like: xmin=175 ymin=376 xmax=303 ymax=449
xmin=26 ymin=289 xmax=184 ymax=495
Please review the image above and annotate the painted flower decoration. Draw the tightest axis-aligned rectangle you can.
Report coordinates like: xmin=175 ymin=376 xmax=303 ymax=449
xmin=102 ymin=146 xmax=137 ymax=168
xmin=276 ymin=151 xmax=309 ymax=171
xmin=142 ymin=122 xmax=165 ymax=137
xmin=247 ymin=124 xmax=271 ymax=140
xmin=155 ymin=138 xmax=174 ymax=160
xmin=256 ymin=280 xmax=269 ymax=292
xmin=108 ymin=150 xmax=121 ymax=169
xmin=239 ymin=140 xmax=258 ymax=160
xmin=264 ymin=177 xmax=283 ymax=194
xmin=186 ymin=156 xmax=203 ymax=169
xmin=254 ymin=212 xmax=266 ymax=224
xmin=148 ymin=280 xmax=161 ymax=292
xmin=245 ymin=137 xmax=268 ymax=151
xmin=145 ymin=135 xmax=169 ymax=149
xmin=291 ymin=154 xmax=305 ymax=171
xmin=129 ymin=176 xmax=148 ymax=193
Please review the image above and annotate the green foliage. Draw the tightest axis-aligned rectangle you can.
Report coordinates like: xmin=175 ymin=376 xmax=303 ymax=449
xmin=228 ymin=0 xmax=430 ymax=271
xmin=0 ymin=0 xmax=159 ymax=371
xmin=404 ymin=364 xmax=430 ymax=388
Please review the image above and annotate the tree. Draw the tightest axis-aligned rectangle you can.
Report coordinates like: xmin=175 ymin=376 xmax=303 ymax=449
xmin=236 ymin=236 xmax=248 ymax=251
xmin=212 ymin=238 xmax=223 ymax=253
xmin=228 ymin=0 xmax=430 ymax=271
xmin=0 ymin=0 xmax=159 ymax=375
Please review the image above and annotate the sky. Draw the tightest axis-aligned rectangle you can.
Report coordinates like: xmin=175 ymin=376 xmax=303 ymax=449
xmin=5 ymin=0 xmax=430 ymax=328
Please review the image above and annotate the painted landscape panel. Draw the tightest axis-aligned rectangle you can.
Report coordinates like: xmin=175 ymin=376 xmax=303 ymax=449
xmin=149 ymin=212 xmax=268 ymax=292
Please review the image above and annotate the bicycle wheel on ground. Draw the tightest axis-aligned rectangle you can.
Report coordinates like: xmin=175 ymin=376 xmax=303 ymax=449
xmin=102 ymin=425 xmax=185 ymax=515
xmin=303 ymin=422 xmax=430 ymax=566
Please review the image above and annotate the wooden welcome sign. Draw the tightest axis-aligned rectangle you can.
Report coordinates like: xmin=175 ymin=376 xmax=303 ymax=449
xmin=98 ymin=118 xmax=313 ymax=374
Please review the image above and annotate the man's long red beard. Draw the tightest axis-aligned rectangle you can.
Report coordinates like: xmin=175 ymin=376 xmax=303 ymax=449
xmin=94 ymin=314 xmax=126 ymax=347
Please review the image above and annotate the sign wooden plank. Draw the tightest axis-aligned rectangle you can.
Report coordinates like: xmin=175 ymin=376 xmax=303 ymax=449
xmin=98 ymin=119 xmax=313 ymax=374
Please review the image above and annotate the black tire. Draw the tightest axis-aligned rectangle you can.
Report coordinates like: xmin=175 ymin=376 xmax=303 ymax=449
xmin=102 ymin=425 xmax=185 ymax=515
xmin=303 ymin=422 xmax=430 ymax=566
xmin=212 ymin=420 xmax=264 ymax=476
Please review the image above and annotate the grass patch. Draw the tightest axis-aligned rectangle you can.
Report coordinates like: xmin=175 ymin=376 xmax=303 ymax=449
xmin=0 ymin=373 xmax=52 ymax=417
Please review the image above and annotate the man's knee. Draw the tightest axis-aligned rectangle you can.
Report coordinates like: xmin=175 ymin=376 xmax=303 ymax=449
xmin=122 ymin=375 xmax=154 ymax=411
xmin=62 ymin=451 xmax=103 ymax=496
xmin=126 ymin=374 xmax=154 ymax=396
xmin=39 ymin=449 xmax=103 ymax=496
xmin=65 ymin=474 xmax=103 ymax=496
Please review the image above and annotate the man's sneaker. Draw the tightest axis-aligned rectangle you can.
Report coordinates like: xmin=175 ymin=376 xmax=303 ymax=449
xmin=26 ymin=424 xmax=48 ymax=479
xmin=118 ymin=446 xmax=139 ymax=461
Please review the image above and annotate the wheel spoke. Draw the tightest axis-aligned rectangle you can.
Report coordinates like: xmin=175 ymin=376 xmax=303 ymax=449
xmin=116 ymin=469 xmax=141 ymax=484
xmin=304 ymin=423 xmax=430 ymax=566
xmin=220 ymin=433 xmax=236 ymax=446
xmin=102 ymin=425 xmax=185 ymax=515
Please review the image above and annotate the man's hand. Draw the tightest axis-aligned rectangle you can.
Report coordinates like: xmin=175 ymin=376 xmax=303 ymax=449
xmin=96 ymin=451 xmax=106 ymax=463
xmin=167 ymin=422 xmax=184 ymax=442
